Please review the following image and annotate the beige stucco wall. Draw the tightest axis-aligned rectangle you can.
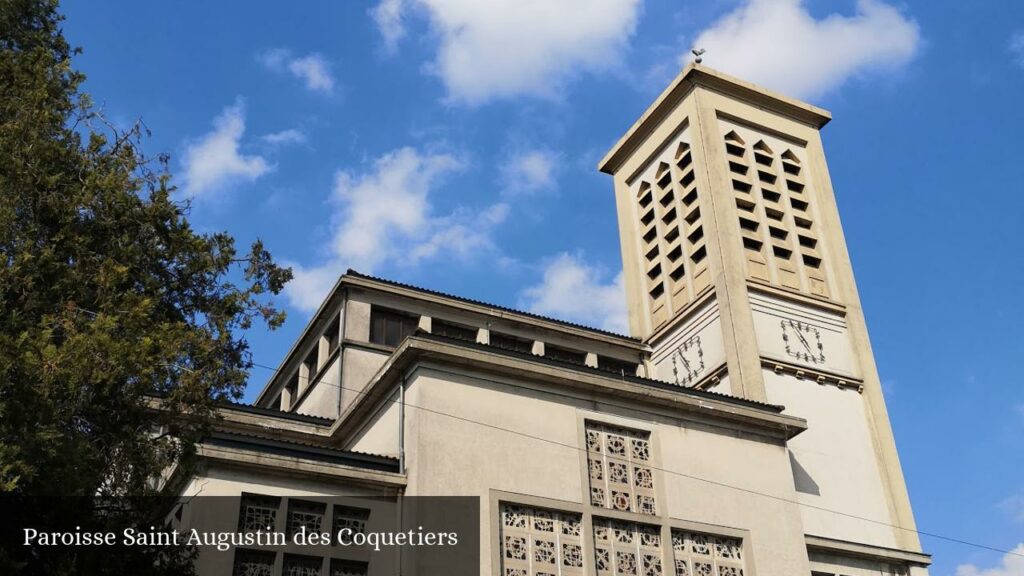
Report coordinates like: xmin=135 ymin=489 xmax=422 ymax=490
xmin=294 ymin=355 xmax=341 ymax=418
xmin=340 ymin=347 xmax=389 ymax=414
xmin=764 ymin=368 xmax=896 ymax=548
xmin=390 ymin=364 xmax=813 ymax=576
xmin=749 ymin=291 xmax=859 ymax=378
xmin=348 ymin=389 xmax=401 ymax=458
xmin=649 ymin=299 xmax=727 ymax=386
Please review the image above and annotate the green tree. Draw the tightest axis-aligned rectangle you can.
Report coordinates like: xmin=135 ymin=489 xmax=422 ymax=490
xmin=0 ymin=0 xmax=292 ymax=572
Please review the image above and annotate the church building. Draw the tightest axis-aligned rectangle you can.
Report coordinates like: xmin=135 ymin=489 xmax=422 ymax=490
xmin=172 ymin=64 xmax=933 ymax=576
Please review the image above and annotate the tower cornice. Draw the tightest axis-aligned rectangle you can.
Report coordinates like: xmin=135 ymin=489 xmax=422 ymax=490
xmin=598 ymin=64 xmax=832 ymax=176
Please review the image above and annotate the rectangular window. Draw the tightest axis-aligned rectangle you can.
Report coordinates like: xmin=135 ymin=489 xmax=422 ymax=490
xmin=545 ymin=345 xmax=587 ymax=366
xmin=500 ymin=504 xmax=583 ymax=576
xmin=332 ymin=505 xmax=370 ymax=539
xmin=671 ymin=530 xmax=746 ymax=576
xmin=586 ymin=423 xmax=657 ymax=516
xmin=369 ymin=308 xmax=419 ymax=347
xmin=283 ymin=554 xmax=323 ymax=576
xmin=598 ymin=356 xmax=637 ymax=376
xmin=593 ymin=518 xmax=663 ymax=576
xmin=232 ymin=549 xmax=275 ymax=576
xmin=238 ymin=493 xmax=281 ymax=533
xmin=330 ymin=559 xmax=368 ymax=576
xmin=303 ymin=348 xmax=319 ymax=379
xmin=324 ymin=315 xmax=340 ymax=353
xmin=287 ymin=499 xmax=326 ymax=538
xmin=491 ymin=332 xmax=534 ymax=354
xmin=284 ymin=373 xmax=299 ymax=409
xmin=432 ymin=319 xmax=478 ymax=342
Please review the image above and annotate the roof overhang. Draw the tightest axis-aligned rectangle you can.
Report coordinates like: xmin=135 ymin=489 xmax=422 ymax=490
xmin=331 ymin=334 xmax=808 ymax=444
xmin=599 ymin=64 xmax=832 ymax=176
xmin=806 ymin=534 xmax=932 ymax=567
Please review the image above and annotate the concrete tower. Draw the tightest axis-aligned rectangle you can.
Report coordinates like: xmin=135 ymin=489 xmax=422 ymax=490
xmin=600 ymin=64 xmax=924 ymax=556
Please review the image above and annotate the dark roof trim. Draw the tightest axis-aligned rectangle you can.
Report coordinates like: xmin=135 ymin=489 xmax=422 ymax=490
xmin=345 ymin=270 xmax=642 ymax=343
xmin=805 ymin=534 xmax=932 ymax=566
xmin=205 ymin=431 xmax=399 ymax=473
xmin=416 ymin=331 xmax=784 ymax=412
xmin=331 ymin=333 xmax=806 ymax=446
xmin=220 ymin=400 xmax=334 ymax=425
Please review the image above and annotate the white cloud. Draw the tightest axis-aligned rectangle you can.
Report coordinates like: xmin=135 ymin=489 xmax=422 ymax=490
xmin=518 ymin=253 xmax=628 ymax=334
xmin=258 ymin=49 xmax=336 ymax=94
xmin=330 ymin=147 xmax=462 ymax=269
xmin=374 ymin=0 xmax=642 ymax=104
xmin=372 ymin=0 xmax=406 ymax=53
xmin=1011 ymin=32 xmax=1024 ymax=68
xmin=956 ymin=544 xmax=1024 ymax=576
xmin=284 ymin=147 xmax=508 ymax=311
xmin=261 ymin=129 xmax=307 ymax=146
xmin=1002 ymin=493 xmax=1024 ymax=524
xmin=180 ymin=100 xmax=270 ymax=199
xmin=282 ymin=263 xmax=343 ymax=314
xmin=501 ymin=149 xmax=559 ymax=195
xmin=690 ymin=0 xmax=920 ymax=100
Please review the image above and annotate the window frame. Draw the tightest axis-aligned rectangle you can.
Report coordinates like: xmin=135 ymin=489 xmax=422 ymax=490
xmin=368 ymin=307 xmax=420 ymax=348
xmin=489 ymin=413 xmax=755 ymax=576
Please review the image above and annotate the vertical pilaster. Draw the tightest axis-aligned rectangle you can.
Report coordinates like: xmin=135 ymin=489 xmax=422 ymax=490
xmin=691 ymin=88 xmax=767 ymax=402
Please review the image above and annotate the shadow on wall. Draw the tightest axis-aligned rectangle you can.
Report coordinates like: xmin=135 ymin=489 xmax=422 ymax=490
xmin=790 ymin=451 xmax=820 ymax=496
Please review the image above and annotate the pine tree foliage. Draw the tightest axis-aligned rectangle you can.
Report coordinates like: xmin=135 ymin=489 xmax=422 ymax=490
xmin=0 ymin=1 xmax=293 ymax=572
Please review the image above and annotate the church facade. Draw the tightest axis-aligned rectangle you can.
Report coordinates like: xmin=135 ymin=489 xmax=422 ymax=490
xmin=173 ymin=65 xmax=932 ymax=576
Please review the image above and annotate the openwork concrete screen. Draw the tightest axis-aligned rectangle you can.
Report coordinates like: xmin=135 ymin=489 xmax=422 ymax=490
xmin=670 ymin=530 xmax=744 ymax=576
xmin=586 ymin=423 xmax=657 ymax=516
xmin=500 ymin=504 xmax=584 ymax=576
xmin=499 ymin=422 xmax=750 ymax=576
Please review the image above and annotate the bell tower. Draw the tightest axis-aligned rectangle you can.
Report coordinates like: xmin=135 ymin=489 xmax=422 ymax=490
xmin=599 ymin=64 xmax=926 ymax=555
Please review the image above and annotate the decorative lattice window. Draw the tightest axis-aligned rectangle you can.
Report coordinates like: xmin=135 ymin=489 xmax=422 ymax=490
xmin=284 ymin=554 xmax=323 ymax=576
xmin=333 ymin=505 xmax=370 ymax=537
xmin=238 ymin=494 xmax=281 ymax=533
xmin=593 ymin=518 xmax=664 ymax=576
xmin=330 ymin=559 xmax=368 ymax=576
xmin=287 ymin=499 xmax=326 ymax=537
xmin=586 ymin=423 xmax=656 ymax=516
xmin=232 ymin=549 xmax=276 ymax=576
xmin=500 ymin=504 xmax=584 ymax=576
xmin=671 ymin=530 xmax=745 ymax=576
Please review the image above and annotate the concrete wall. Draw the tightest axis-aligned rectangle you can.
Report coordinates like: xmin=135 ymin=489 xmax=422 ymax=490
xmin=392 ymin=364 xmax=813 ymax=576
xmin=179 ymin=464 xmax=398 ymax=576
xmin=340 ymin=347 xmax=389 ymax=415
xmin=750 ymin=291 xmax=859 ymax=378
xmin=294 ymin=355 xmax=341 ymax=418
xmin=348 ymin=389 xmax=401 ymax=458
xmin=649 ymin=298 xmax=726 ymax=386
xmin=764 ymin=369 xmax=896 ymax=548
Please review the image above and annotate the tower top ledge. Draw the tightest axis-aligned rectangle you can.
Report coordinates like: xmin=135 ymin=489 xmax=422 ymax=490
xmin=598 ymin=64 xmax=832 ymax=176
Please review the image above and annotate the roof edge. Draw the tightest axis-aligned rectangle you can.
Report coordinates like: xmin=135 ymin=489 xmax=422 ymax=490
xmin=330 ymin=333 xmax=808 ymax=445
xmin=599 ymin=64 xmax=832 ymax=175
xmin=343 ymin=270 xmax=643 ymax=344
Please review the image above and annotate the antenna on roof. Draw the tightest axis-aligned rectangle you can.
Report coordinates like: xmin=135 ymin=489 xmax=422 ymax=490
xmin=692 ymin=48 xmax=706 ymax=64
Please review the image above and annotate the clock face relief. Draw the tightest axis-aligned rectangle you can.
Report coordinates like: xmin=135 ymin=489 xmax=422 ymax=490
xmin=781 ymin=318 xmax=825 ymax=364
xmin=671 ymin=335 xmax=705 ymax=386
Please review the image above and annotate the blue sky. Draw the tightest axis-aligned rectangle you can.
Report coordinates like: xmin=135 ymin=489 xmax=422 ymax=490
xmin=61 ymin=1 xmax=1023 ymax=574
